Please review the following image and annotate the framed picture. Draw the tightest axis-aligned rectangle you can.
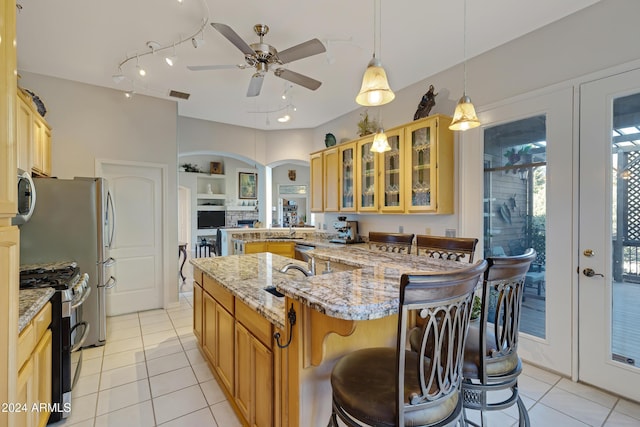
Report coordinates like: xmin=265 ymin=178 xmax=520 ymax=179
xmin=210 ymin=162 xmax=223 ymax=174
xmin=238 ymin=172 xmax=257 ymax=199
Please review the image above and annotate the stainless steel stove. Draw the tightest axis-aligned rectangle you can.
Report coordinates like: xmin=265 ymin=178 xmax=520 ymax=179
xmin=19 ymin=262 xmax=90 ymax=422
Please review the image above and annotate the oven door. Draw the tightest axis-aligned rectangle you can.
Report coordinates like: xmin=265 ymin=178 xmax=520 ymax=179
xmin=12 ymin=169 xmax=36 ymax=225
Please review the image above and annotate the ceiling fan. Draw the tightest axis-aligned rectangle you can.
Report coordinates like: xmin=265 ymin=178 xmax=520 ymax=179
xmin=188 ymin=23 xmax=326 ymax=97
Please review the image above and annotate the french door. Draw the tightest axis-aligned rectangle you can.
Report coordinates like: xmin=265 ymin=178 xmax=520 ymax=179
xmin=579 ymin=68 xmax=640 ymax=400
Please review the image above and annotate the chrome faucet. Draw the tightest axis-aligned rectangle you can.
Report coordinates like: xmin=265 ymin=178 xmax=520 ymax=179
xmin=289 ymin=224 xmax=296 ymax=238
xmin=279 ymin=257 xmax=315 ymax=276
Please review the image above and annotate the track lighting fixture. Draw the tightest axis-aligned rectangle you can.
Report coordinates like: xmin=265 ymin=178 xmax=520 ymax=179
xmin=112 ymin=70 xmax=125 ymax=84
xmin=124 ymin=90 xmax=135 ymax=99
xmin=165 ymin=43 xmax=178 ymax=66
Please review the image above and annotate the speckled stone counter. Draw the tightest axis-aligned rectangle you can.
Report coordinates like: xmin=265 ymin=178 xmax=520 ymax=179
xmin=19 ymin=288 xmax=55 ymax=333
xmin=190 ymin=253 xmax=308 ymax=329
xmin=191 ymin=248 xmax=469 ymax=326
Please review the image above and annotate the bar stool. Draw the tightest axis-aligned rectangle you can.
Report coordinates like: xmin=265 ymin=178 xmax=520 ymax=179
xmin=368 ymin=231 xmax=415 ymax=254
xmin=328 ymin=260 xmax=488 ymax=427
xmin=416 ymin=235 xmax=479 ymax=263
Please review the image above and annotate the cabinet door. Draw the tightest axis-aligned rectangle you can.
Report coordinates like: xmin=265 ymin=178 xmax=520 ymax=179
xmin=215 ymin=304 xmax=235 ymax=393
xmin=310 ymin=152 xmax=323 ymax=212
xmin=234 ymin=323 xmax=252 ymax=423
xmin=339 ymin=142 xmax=356 ymax=212
xmin=15 ymin=358 xmax=34 ymax=427
xmin=245 ymin=242 xmax=267 ymax=254
xmin=42 ymin=127 xmax=51 ymax=176
xmin=266 ymin=242 xmax=294 ymax=258
xmin=31 ymin=118 xmax=44 ymax=175
xmin=253 ymin=337 xmax=273 ymax=427
xmin=193 ymin=282 xmax=203 ymax=345
xmin=356 ymin=136 xmax=378 ymax=212
xmin=323 ymin=147 xmax=340 ymax=212
xmin=34 ymin=329 xmax=52 ymax=427
xmin=379 ymin=128 xmax=405 ymax=213
xmin=202 ymin=291 xmax=216 ymax=363
xmin=405 ymin=115 xmax=454 ymax=214
xmin=16 ymin=95 xmax=32 ymax=173
xmin=0 ymin=0 xmax=17 ymax=218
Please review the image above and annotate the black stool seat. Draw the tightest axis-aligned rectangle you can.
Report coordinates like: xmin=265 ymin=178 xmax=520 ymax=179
xmin=331 ymin=348 xmax=459 ymax=427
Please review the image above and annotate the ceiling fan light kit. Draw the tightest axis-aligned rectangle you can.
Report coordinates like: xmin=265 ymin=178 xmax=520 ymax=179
xmin=188 ymin=22 xmax=326 ymax=97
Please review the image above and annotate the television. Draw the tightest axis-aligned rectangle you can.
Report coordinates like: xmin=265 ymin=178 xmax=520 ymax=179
xmin=197 ymin=210 xmax=226 ymax=229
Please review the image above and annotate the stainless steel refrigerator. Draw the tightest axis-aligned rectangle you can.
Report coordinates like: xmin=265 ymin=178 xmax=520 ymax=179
xmin=20 ymin=177 xmax=116 ymax=347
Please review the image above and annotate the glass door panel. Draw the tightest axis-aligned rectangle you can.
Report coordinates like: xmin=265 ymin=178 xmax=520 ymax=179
xmin=357 ymin=138 xmax=377 ymax=211
xmin=380 ymin=129 xmax=404 ymax=212
xmin=406 ymin=120 xmax=435 ymax=212
xmin=339 ymin=143 xmax=356 ymax=212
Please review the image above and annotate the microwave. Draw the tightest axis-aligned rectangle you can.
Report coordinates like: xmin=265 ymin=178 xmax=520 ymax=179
xmin=12 ymin=169 xmax=36 ymax=225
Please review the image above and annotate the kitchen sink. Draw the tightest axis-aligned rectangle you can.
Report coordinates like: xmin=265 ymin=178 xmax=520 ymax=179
xmin=264 ymin=286 xmax=285 ymax=298
xmin=265 ymin=236 xmax=304 ymax=240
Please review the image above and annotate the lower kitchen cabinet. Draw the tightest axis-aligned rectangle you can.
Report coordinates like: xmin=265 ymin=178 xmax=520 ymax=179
xmin=245 ymin=241 xmax=294 ymax=258
xmin=16 ymin=302 xmax=52 ymax=427
xmin=196 ymin=271 xmax=277 ymax=426
xmin=193 ymin=279 xmax=203 ymax=345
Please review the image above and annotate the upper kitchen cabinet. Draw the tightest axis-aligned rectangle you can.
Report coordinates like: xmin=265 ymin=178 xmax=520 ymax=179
xmin=17 ymin=89 xmax=52 ymax=177
xmin=310 ymin=151 xmax=323 ymax=212
xmin=311 ymin=114 xmax=454 ymax=215
xmin=339 ymin=141 xmax=356 ymax=212
xmin=0 ymin=0 xmax=17 ymax=217
xmin=405 ymin=115 xmax=454 ymax=213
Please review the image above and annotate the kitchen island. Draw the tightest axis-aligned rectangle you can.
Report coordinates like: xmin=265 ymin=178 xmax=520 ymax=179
xmin=190 ymin=248 xmax=469 ymax=427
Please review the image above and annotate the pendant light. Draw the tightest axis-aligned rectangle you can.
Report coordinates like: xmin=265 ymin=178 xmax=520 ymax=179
xmin=356 ymin=0 xmax=395 ymax=107
xmin=371 ymin=109 xmax=391 ymax=153
xmin=449 ymin=0 xmax=480 ymax=131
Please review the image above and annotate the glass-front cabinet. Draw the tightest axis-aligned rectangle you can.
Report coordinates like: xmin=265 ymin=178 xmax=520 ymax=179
xmin=379 ymin=129 xmax=405 ymax=212
xmin=356 ymin=136 xmax=378 ymax=212
xmin=405 ymin=115 xmax=454 ymax=213
xmin=339 ymin=142 xmax=356 ymax=212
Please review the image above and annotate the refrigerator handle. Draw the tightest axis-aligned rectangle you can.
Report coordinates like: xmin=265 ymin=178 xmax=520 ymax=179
xmin=100 ymin=276 xmax=117 ymax=289
xmin=102 ymin=257 xmax=116 ymax=268
xmin=106 ymin=191 xmax=116 ymax=249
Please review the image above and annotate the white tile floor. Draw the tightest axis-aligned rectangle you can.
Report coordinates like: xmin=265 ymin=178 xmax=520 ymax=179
xmin=49 ymin=289 xmax=640 ymax=427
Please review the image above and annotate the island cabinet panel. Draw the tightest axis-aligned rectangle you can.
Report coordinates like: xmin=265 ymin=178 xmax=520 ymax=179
xmin=245 ymin=241 xmax=295 ymax=259
xmin=235 ymin=322 xmax=274 ymax=427
xmin=202 ymin=291 xmax=217 ymax=363
xmin=244 ymin=242 xmax=266 ymax=254
xmin=193 ymin=281 xmax=203 ymax=345
xmin=215 ymin=303 xmax=235 ymax=393
xmin=204 ymin=274 xmax=234 ymax=314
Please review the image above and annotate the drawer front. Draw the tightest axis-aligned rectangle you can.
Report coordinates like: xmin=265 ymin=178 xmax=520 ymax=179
xmin=33 ymin=302 xmax=51 ymax=342
xmin=203 ymin=274 xmax=234 ymax=314
xmin=236 ymin=300 xmax=273 ymax=349
xmin=18 ymin=322 xmax=35 ymax=370
xmin=193 ymin=268 xmax=203 ymax=285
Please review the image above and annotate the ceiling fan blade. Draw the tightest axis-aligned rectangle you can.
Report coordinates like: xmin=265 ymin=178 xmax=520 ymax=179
xmin=211 ymin=23 xmax=255 ymax=56
xmin=187 ymin=64 xmax=246 ymax=71
xmin=277 ymin=38 xmax=326 ymax=64
xmin=247 ymin=73 xmax=264 ymax=97
xmin=274 ymin=68 xmax=322 ymax=91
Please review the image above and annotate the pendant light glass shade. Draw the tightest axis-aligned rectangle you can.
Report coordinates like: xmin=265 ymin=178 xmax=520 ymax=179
xmin=371 ymin=128 xmax=391 ymax=153
xmin=449 ymin=95 xmax=480 ymax=131
xmin=356 ymin=56 xmax=395 ymax=106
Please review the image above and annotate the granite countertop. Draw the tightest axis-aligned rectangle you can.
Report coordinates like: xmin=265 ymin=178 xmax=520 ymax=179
xmin=191 ymin=248 xmax=469 ymax=327
xmin=191 ymin=253 xmax=309 ymax=330
xmin=19 ymin=288 xmax=55 ymax=333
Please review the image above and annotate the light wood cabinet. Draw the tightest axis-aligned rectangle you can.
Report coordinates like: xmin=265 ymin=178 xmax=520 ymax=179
xmin=193 ymin=270 xmax=203 ymax=345
xmin=309 ymin=152 xmax=323 ymax=212
xmin=245 ymin=241 xmax=295 ymax=258
xmin=323 ymin=147 xmax=340 ymax=212
xmin=339 ymin=142 xmax=356 ymax=212
xmin=196 ymin=270 xmax=277 ymax=426
xmin=16 ymin=302 xmax=52 ymax=427
xmin=16 ymin=89 xmax=52 ymax=177
xmin=311 ymin=114 xmax=454 ymax=215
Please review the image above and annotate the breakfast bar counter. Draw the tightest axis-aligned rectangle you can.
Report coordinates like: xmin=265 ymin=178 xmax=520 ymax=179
xmin=190 ymin=249 xmax=470 ymax=427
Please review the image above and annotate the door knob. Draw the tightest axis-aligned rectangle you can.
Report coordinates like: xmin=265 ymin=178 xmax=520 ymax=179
xmin=583 ymin=268 xmax=604 ymax=278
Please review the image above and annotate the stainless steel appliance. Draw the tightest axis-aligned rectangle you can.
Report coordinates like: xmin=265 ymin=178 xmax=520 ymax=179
xmin=329 ymin=219 xmax=362 ymax=244
xmin=12 ymin=168 xmax=36 ymax=225
xmin=19 ymin=262 xmax=90 ymax=422
xmin=19 ymin=177 xmax=116 ymax=347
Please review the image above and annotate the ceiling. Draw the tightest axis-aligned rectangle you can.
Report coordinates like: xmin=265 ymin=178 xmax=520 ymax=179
xmin=15 ymin=0 xmax=599 ymax=131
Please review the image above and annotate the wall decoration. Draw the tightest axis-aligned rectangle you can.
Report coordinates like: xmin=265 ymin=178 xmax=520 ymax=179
xmin=210 ymin=162 xmax=223 ymax=174
xmin=238 ymin=172 xmax=257 ymax=199
xmin=413 ymin=84 xmax=437 ymax=120
xmin=288 ymin=169 xmax=297 ymax=181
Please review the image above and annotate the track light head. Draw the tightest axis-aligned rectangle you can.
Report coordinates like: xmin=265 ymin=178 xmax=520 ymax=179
xmin=192 ymin=37 xmax=204 ymax=48
xmin=112 ymin=73 xmax=125 ymax=84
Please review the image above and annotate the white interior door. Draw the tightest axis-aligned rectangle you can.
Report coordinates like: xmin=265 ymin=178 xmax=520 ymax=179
xmin=100 ymin=161 xmax=164 ymax=315
xmin=579 ymin=68 xmax=640 ymax=400
xmin=461 ymin=87 xmax=575 ymax=375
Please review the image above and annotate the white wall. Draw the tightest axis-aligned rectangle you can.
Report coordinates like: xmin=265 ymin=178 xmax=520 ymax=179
xmin=17 ymin=71 xmax=180 ymax=307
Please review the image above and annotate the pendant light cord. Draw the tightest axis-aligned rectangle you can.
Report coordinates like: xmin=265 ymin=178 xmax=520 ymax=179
xmin=463 ymin=0 xmax=468 ymax=96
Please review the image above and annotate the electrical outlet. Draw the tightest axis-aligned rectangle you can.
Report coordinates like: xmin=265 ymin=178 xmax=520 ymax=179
xmin=399 ymin=225 xmax=404 ymax=233
xmin=425 ymin=227 xmax=431 ymax=235
xmin=445 ymin=228 xmax=456 ymax=237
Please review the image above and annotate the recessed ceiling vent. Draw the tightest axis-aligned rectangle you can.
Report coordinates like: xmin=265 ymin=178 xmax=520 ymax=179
xmin=169 ymin=90 xmax=190 ymax=100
